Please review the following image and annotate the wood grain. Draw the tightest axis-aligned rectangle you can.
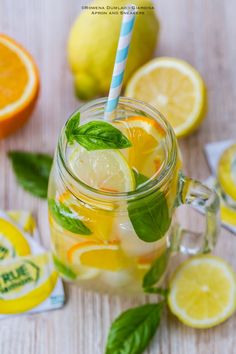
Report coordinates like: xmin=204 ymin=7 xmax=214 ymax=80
xmin=0 ymin=0 xmax=236 ymax=353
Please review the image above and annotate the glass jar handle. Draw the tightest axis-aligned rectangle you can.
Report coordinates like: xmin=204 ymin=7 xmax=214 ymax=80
xmin=171 ymin=174 xmax=220 ymax=255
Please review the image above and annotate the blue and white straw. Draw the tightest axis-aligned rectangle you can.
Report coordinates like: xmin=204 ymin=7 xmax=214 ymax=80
xmin=105 ymin=5 xmax=136 ymax=120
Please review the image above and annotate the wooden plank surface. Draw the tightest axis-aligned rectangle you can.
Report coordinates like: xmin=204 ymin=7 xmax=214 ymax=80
xmin=0 ymin=0 xmax=236 ymax=353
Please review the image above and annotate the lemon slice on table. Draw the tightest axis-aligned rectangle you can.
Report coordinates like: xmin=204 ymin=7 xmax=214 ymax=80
xmin=168 ymin=255 xmax=236 ymax=328
xmin=0 ymin=217 xmax=31 ymax=261
xmin=67 ymin=241 xmax=130 ymax=272
xmin=116 ymin=116 xmax=166 ymax=177
xmin=125 ymin=57 xmax=207 ymax=138
xmin=217 ymin=144 xmax=236 ymax=201
xmin=0 ymin=253 xmax=58 ymax=314
xmin=68 ymin=146 xmax=135 ymax=192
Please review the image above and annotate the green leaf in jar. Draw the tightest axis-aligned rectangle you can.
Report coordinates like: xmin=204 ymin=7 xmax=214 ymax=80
xmin=53 ymin=255 xmax=77 ymax=280
xmin=132 ymin=169 xmax=149 ymax=189
xmin=66 ymin=115 xmax=132 ymax=151
xmin=128 ymin=189 xmax=171 ymax=243
xmin=105 ymin=303 xmax=164 ymax=354
xmin=8 ymin=151 xmax=53 ymax=198
xmin=48 ymin=199 xmax=92 ymax=235
xmin=65 ymin=111 xmax=81 ymax=144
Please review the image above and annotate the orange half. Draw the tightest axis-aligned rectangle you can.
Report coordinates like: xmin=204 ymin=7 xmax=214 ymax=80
xmin=0 ymin=34 xmax=39 ymax=138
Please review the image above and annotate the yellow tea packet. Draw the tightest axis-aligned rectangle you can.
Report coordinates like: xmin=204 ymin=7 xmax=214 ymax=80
xmin=0 ymin=211 xmax=44 ymax=262
xmin=205 ymin=141 xmax=236 ymax=234
xmin=0 ymin=211 xmax=65 ymax=318
xmin=0 ymin=252 xmax=64 ymax=318
xmin=7 ymin=210 xmax=38 ymax=240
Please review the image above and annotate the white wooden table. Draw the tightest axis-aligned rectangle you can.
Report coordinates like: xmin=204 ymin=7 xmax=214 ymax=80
xmin=1 ymin=1 xmax=236 ymax=353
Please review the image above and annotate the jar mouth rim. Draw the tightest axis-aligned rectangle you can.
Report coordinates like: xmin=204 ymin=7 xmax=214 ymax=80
xmin=58 ymin=97 xmax=177 ymax=201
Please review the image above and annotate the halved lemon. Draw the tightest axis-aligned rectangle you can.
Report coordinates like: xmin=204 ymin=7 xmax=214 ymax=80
xmin=0 ymin=34 xmax=39 ymax=138
xmin=168 ymin=255 xmax=236 ymax=328
xmin=67 ymin=241 xmax=130 ymax=272
xmin=68 ymin=145 xmax=135 ymax=192
xmin=125 ymin=57 xmax=207 ymax=137
xmin=0 ymin=217 xmax=31 ymax=261
xmin=116 ymin=115 xmax=166 ymax=177
xmin=217 ymin=144 xmax=236 ymax=201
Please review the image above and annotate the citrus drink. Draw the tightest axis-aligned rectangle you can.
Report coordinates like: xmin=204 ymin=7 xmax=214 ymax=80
xmin=48 ymin=100 xmax=182 ymax=294
xmin=47 ymin=98 xmax=219 ymax=294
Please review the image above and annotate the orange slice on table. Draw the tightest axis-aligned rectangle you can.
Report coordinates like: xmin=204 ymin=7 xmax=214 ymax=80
xmin=0 ymin=34 xmax=39 ymax=138
xmin=67 ymin=240 xmax=130 ymax=272
xmin=116 ymin=116 xmax=166 ymax=177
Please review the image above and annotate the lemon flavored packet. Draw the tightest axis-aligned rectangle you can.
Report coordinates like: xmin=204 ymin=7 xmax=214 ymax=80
xmin=0 ymin=210 xmax=65 ymax=318
xmin=204 ymin=140 xmax=236 ymax=234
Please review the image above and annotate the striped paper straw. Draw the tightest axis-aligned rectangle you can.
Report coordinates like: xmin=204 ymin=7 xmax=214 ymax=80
xmin=105 ymin=5 xmax=136 ymax=120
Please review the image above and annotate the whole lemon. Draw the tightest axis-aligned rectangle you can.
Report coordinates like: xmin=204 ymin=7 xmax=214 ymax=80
xmin=68 ymin=0 xmax=159 ymax=100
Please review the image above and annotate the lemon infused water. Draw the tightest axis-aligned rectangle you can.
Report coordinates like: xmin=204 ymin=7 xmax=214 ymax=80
xmin=48 ymin=98 xmax=219 ymax=294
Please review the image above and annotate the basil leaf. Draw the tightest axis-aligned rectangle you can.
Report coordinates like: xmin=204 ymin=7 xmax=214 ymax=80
xmin=144 ymin=287 xmax=169 ymax=298
xmin=128 ymin=190 xmax=171 ymax=243
xmin=8 ymin=151 xmax=53 ymax=198
xmin=67 ymin=120 xmax=132 ymax=150
xmin=48 ymin=199 xmax=92 ymax=235
xmin=65 ymin=111 xmax=81 ymax=144
xmin=105 ymin=303 xmax=164 ymax=354
xmin=133 ymin=169 xmax=149 ymax=189
xmin=143 ymin=250 xmax=170 ymax=289
xmin=53 ymin=255 xmax=77 ymax=280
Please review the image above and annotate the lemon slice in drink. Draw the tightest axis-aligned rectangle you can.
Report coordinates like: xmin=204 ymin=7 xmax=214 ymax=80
xmin=125 ymin=57 xmax=207 ymax=137
xmin=217 ymin=144 xmax=236 ymax=201
xmin=68 ymin=145 xmax=135 ymax=192
xmin=168 ymin=255 xmax=236 ymax=328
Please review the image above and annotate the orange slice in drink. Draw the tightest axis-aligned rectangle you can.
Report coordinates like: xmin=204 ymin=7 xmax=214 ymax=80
xmin=0 ymin=34 xmax=39 ymax=138
xmin=67 ymin=241 xmax=130 ymax=271
xmin=116 ymin=116 xmax=166 ymax=178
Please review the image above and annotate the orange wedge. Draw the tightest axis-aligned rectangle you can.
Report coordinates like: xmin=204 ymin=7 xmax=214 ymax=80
xmin=67 ymin=240 xmax=130 ymax=271
xmin=0 ymin=34 xmax=39 ymax=138
xmin=116 ymin=116 xmax=166 ymax=177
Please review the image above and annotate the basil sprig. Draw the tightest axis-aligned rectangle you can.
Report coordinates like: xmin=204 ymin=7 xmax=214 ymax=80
xmin=133 ymin=169 xmax=149 ymax=189
xmin=65 ymin=112 xmax=131 ymax=150
xmin=48 ymin=199 xmax=92 ymax=235
xmin=128 ymin=172 xmax=171 ymax=243
xmin=8 ymin=151 xmax=53 ymax=198
xmin=53 ymin=255 xmax=77 ymax=280
xmin=143 ymin=249 xmax=170 ymax=290
xmin=105 ymin=303 xmax=164 ymax=354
